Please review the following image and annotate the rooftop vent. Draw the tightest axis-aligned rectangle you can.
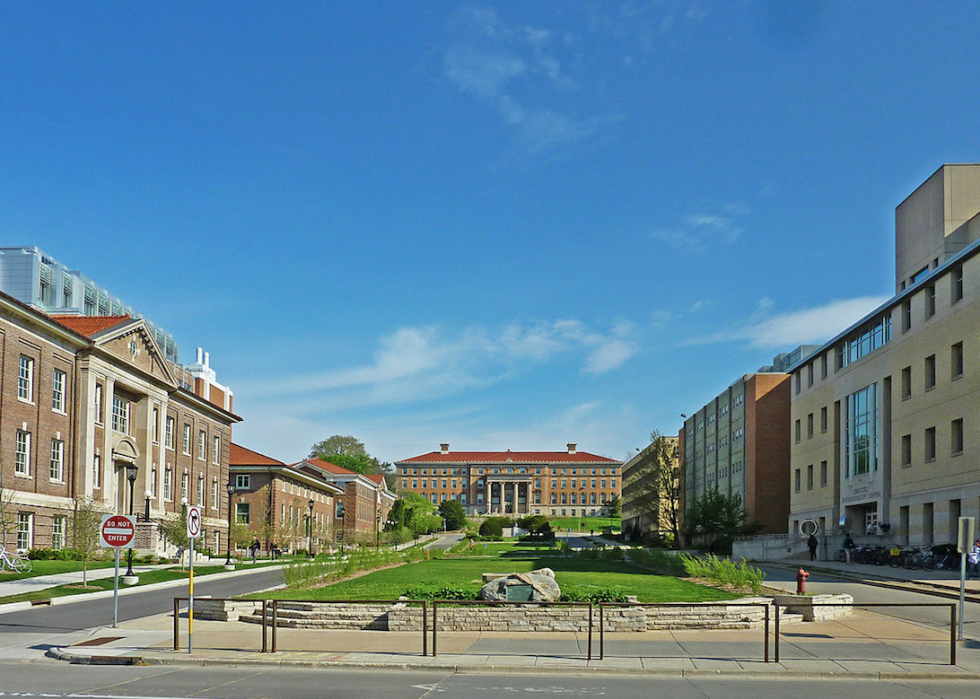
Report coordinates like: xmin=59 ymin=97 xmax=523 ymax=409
xmin=440 ymin=443 xmax=450 ymax=454
xmin=567 ymin=442 xmax=577 ymax=454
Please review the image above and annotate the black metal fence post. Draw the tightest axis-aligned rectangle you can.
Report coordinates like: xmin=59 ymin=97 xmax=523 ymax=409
xmin=422 ymin=601 xmax=428 ymax=657
xmin=271 ymin=599 xmax=278 ymax=653
xmin=261 ymin=600 xmax=268 ymax=653
xmin=774 ymin=602 xmax=780 ymax=663
xmin=764 ymin=603 xmax=770 ymax=663
xmin=173 ymin=597 xmax=180 ymax=651
xmin=432 ymin=601 xmax=438 ymax=657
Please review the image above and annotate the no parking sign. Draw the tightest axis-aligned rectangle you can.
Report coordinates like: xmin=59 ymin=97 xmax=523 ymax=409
xmin=186 ymin=505 xmax=202 ymax=539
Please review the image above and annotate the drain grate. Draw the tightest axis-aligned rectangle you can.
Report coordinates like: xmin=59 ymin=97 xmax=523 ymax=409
xmin=73 ymin=637 xmax=124 ymax=647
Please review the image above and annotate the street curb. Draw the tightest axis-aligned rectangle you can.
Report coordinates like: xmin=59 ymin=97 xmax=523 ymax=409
xmin=0 ymin=564 xmax=287 ymax=617
xmin=43 ymin=648 xmax=980 ymax=680
xmin=764 ymin=562 xmax=980 ymax=603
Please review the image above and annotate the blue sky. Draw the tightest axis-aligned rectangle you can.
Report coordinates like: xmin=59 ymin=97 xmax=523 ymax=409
xmin=3 ymin=2 xmax=980 ymax=464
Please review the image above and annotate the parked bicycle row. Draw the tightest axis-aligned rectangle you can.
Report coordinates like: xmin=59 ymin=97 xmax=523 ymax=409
xmin=833 ymin=543 xmax=965 ymax=571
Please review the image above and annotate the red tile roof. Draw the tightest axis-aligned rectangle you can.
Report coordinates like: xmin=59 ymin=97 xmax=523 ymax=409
xmin=49 ymin=315 xmax=131 ymax=337
xmin=365 ymin=474 xmax=387 ymax=486
xmin=299 ymin=457 xmax=357 ymax=475
xmin=397 ymin=450 xmax=620 ymax=464
xmin=230 ymin=443 xmax=286 ymax=466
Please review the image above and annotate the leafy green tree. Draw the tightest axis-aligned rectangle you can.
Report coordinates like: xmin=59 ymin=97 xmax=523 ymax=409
xmin=625 ymin=431 xmax=681 ymax=546
xmin=682 ymin=487 xmax=761 ymax=553
xmin=310 ymin=435 xmax=367 ymax=459
xmin=0 ymin=453 xmax=16 ymax=549
xmin=320 ymin=452 xmax=377 ymax=475
xmin=607 ymin=495 xmax=623 ymax=517
xmin=517 ymin=514 xmax=553 ymax=540
xmin=437 ymin=499 xmax=467 ymax=530
xmin=70 ymin=497 xmax=107 ymax=586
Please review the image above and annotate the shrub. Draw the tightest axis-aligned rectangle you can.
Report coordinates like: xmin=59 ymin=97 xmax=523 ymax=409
xmin=629 ymin=547 xmax=685 ymax=576
xmin=28 ymin=547 xmax=87 ymax=561
xmin=404 ymin=584 xmax=477 ymax=600
xmin=679 ymin=553 xmax=765 ymax=593
xmin=559 ymin=588 xmax=630 ymax=603
xmin=479 ymin=518 xmax=505 ymax=538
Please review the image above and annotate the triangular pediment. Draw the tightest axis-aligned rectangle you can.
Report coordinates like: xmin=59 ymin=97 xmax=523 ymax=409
xmin=92 ymin=320 xmax=178 ymax=388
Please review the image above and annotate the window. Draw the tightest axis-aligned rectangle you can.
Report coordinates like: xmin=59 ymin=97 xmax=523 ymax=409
xmin=151 ymin=467 xmax=157 ymax=497
xmin=210 ymin=480 xmax=218 ymax=509
xmin=52 ymin=369 xmax=66 ymax=412
xmin=925 ymin=427 xmax=936 ymax=462
xmin=164 ymin=467 xmax=172 ymax=500
xmin=951 ymin=342 xmax=964 ymax=379
xmin=62 ymin=276 xmax=72 ymax=306
xmin=198 ymin=430 xmax=206 ymax=460
xmin=183 ymin=424 xmax=191 ymax=454
xmin=901 ymin=366 xmax=912 ymax=400
xmin=901 ymin=434 xmax=912 ymax=467
xmin=94 ymin=384 xmax=103 ymax=424
xmin=18 ymin=355 xmax=34 ymax=401
xmin=49 ymin=439 xmax=64 ymax=481
xmin=807 ymin=413 xmax=814 ymax=438
xmin=820 ymin=460 xmax=828 ymax=486
xmin=795 ymin=373 xmax=801 ymax=395
xmin=236 ymin=474 xmax=251 ymax=489
xmin=197 ymin=476 xmax=205 ymax=505
xmin=806 ymin=464 xmax=813 ymax=490
xmin=925 ymin=355 xmax=936 ymax=390
xmin=952 ymin=266 xmax=964 ymax=304
xmin=951 ymin=419 xmax=964 ymax=455
xmin=794 ymin=469 xmax=801 ymax=493
xmin=235 ymin=503 xmax=250 ymax=525
xmin=15 ymin=430 xmax=31 ymax=476
xmin=845 ymin=384 xmax=878 ymax=476
xmin=925 ymin=284 xmax=936 ymax=318
xmin=111 ymin=395 xmax=130 ymax=434
xmin=795 ymin=419 xmax=801 ymax=443
xmin=902 ymin=299 xmax=912 ymax=333
xmin=92 ymin=454 xmax=102 ymax=489
xmin=181 ymin=472 xmax=189 ymax=500
xmin=212 ymin=435 xmax=220 ymax=464
xmin=841 ymin=316 xmax=892 ymax=367
xmin=821 ymin=354 xmax=828 ymax=379
xmin=17 ymin=513 xmax=32 ymax=550
xmin=807 ymin=364 xmax=814 ymax=388
xmin=820 ymin=406 xmax=828 ymax=433
xmin=152 ymin=408 xmax=159 ymax=443
xmin=165 ymin=416 xmax=175 ymax=449
xmin=52 ymin=515 xmax=67 ymax=550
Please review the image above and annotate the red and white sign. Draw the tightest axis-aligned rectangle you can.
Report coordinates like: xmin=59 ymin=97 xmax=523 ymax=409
xmin=99 ymin=515 xmax=136 ymax=549
xmin=186 ymin=505 xmax=202 ymax=540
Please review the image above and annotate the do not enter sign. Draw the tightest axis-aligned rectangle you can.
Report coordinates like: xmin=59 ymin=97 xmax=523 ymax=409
xmin=100 ymin=514 xmax=136 ymax=549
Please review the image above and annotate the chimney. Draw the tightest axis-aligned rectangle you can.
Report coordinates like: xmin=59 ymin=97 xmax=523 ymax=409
xmin=440 ymin=443 xmax=450 ymax=454
xmin=196 ymin=347 xmax=203 ymax=363
xmin=567 ymin=442 xmax=577 ymax=454
xmin=204 ymin=351 xmax=210 ymax=368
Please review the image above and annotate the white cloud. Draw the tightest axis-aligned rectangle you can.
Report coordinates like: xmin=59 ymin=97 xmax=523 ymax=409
xmin=686 ymin=296 xmax=890 ymax=349
xmin=651 ymin=206 xmax=748 ymax=254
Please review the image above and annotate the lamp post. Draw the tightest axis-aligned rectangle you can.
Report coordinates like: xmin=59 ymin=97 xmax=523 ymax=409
xmin=225 ymin=482 xmax=236 ymax=567
xmin=376 ymin=512 xmax=382 ymax=548
xmin=308 ymin=499 xmax=315 ymax=558
xmin=144 ymin=490 xmax=152 ymax=522
xmin=124 ymin=463 xmax=138 ymax=579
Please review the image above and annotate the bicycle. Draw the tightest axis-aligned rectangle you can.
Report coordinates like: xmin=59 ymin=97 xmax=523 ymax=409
xmin=0 ymin=546 xmax=34 ymax=573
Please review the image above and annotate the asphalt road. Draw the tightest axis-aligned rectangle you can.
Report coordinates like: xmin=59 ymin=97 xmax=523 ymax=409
xmin=0 ymin=663 xmax=975 ymax=699
xmin=0 ymin=566 xmax=285 ymax=635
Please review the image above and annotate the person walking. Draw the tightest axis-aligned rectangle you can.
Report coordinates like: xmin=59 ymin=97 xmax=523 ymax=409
xmin=249 ymin=539 xmax=260 ymax=564
xmin=968 ymin=538 xmax=980 ymax=580
xmin=843 ymin=533 xmax=855 ymax=564
xmin=807 ymin=533 xmax=819 ymax=561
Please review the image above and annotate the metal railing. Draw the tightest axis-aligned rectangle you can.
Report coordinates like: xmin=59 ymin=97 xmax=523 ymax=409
xmin=598 ymin=602 xmax=772 ymax=662
xmin=770 ymin=602 xmax=957 ymax=666
xmin=173 ymin=597 xmax=429 ymax=656
xmin=431 ymin=599 xmax=595 ymax=659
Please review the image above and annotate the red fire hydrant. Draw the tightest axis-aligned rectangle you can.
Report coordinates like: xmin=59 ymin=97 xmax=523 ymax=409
xmin=796 ymin=567 xmax=809 ymax=595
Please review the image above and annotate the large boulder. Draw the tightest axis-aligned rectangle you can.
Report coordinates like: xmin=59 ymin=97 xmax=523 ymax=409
xmin=479 ymin=568 xmax=561 ymax=602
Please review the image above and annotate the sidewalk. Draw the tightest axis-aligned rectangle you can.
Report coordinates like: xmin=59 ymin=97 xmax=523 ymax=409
xmin=0 ymin=562 xmax=178 ymax=598
xmin=47 ymin=608 xmax=980 ymax=679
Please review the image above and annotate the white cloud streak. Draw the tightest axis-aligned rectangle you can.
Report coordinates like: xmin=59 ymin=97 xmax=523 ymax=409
xmin=685 ymin=296 xmax=890 ymax=349
xmin=651 ymin=206 xmax=748 ymax=255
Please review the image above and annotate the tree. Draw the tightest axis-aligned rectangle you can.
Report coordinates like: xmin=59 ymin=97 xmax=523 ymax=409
xmin=682 ymin=487 xmax=760 ymax=553
xmin=320 ymin=453 xmax=376 ymax=475
xmin=70 ymin=497 xmax=107 ymax=586
xmin=0 ymin=451 xmax=17 ymax=549
xmin=437 ymin=499 xmax=467 ymax=530
xmin=158 ymin=511 xmax=190 ymax=566
xmin=518 ymin=514 xmax=553 ymax=540
xmin=626 ymin=431 xmax=682 ymax=546
xmin=607 ymin=495 xmax=623 ymax=518
xmin=310 ymin=435 xmax=367 ymax=459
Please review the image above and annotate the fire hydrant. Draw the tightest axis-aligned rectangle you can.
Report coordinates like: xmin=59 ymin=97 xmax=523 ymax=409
xmin=796 ymin=567 xmax=809 ymax=595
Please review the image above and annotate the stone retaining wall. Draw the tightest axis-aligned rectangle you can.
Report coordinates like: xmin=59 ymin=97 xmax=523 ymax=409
xmin=193 ymin=596 xmax=852 ymax=631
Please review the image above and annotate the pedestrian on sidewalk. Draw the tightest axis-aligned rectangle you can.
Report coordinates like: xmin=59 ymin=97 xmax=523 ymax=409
xmin=843 ymin=533 xmax=855 ymax=564
xmin=807 ymin=533 xmax=819 ymax=561
xmin=968 ymin=538 xmax=980 ymax=579
xmin=249 ymin=539 xmax=260 ymax=564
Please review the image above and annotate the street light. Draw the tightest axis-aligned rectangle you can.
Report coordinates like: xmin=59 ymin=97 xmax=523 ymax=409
xmin=124 ymin=463 xmax=138 ymax=578
xmin=144 ymin=490 xmax=152 ymax=522
xmin=225 ymin=482 xmax=236 ymax=566
xmin=376 ymin=511 xmax=382 ymax=548
xmin=308 ymin=499 xmax=315 ymax=558
xmin=337 ymin=506 xmax=346 ymax=557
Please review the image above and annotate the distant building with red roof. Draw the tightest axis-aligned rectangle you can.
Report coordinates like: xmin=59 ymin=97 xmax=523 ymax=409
xmin=395 ymin=443 xmax=622 ymax=517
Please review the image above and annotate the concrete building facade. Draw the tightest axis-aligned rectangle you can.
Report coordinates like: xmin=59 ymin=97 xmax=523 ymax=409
xmin=395 ymin=443 xmax=622 ymax=517
xmin=789 ymin=165 xmax=980 ymax=546
xmin=621 ymin=435 xmax=679 ymax=538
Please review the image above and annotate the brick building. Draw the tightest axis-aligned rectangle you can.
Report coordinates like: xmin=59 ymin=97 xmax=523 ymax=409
xmin=0 ymin=290 xmax=240 ymax=553
xmin=229 ymin=447 xmax=395 ymax=550
xmin=395 ymin=443 xmax=622 ymax=517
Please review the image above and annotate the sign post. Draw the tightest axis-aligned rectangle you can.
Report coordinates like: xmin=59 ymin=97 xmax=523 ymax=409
xmin=99 ymin=514 xmax=136 ymax=628
xmin=957 ymin=516 xmax=975 ymax=640
xmin=186 ymin=505 xmax=202 ymax=653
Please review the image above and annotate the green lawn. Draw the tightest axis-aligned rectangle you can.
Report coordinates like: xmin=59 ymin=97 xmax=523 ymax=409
xmin=549 ymin=517 xmax=620 ymax=533
xmin=260 ymin=553 xmax=736 ymax=604
xmin=453 ymin=540 xmax=560 ymax=557
xmin=0 ymin=558 xmax=116 ymax=579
